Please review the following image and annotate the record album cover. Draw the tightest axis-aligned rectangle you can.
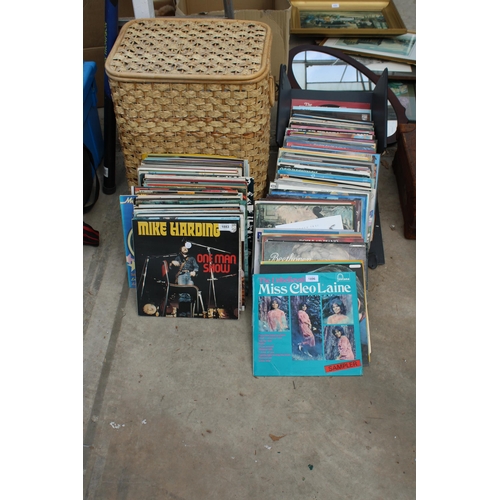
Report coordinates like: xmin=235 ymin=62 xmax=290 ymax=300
xmin=253 ymin=272 xmax=363 ymax=376
xmin=134 ymin=217 xmax=242 ymax=319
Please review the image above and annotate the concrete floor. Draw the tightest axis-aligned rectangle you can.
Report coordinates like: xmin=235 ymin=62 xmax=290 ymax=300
xmin=83 ymin=3 xmax=416 ymax=498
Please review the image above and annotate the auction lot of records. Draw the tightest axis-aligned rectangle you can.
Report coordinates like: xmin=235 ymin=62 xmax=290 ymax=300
xmin=122 ymin=154 xmax=253 ymax=320
xmin=81 ymin=6 xmax=419 ymax=499
xmin=119 ymin=103 xmax=382 ymax=376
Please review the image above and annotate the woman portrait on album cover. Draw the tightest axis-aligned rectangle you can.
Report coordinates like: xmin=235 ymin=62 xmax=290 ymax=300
xmin=333 ymin=325 xmax=355 ymax=360
xmin=290 ymin=295 xmax=322 ymax=360
xmin=296 ymin=302 xmax=316 ymax=357
xmin=267 ymin=297 xmax=287 ymax=331
xmin=325 ymin=295 xmax=352 ymax=324
xmin=324 ymin=325 xmax=355 ymax=361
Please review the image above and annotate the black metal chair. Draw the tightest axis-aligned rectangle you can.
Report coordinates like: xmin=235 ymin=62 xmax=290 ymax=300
xmin=161 ymin=260 xmax=206 ymax=317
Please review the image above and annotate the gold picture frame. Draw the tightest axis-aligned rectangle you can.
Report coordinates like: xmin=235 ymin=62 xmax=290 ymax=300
xmin=291 ymin=1 xmax=407 ymax=36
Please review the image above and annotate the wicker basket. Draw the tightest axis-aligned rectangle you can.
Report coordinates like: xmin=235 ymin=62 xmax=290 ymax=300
xmin=105 ymin=17 xmax=273 ymax=198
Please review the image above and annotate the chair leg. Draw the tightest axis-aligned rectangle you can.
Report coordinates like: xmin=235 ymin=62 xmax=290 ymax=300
xmin=191 ymin=292 xmax=200 ymax=317
xmin=197 ymin=291 xmax=206 ymax=317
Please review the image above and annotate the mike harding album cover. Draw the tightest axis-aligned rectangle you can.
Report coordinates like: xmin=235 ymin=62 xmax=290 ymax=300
xmin=133 ymin=217 xmax=242 ymax=319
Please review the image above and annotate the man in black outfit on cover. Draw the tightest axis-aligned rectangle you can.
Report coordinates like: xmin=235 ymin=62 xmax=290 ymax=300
xmin=170 ymin=245 xmax=199 ymax=317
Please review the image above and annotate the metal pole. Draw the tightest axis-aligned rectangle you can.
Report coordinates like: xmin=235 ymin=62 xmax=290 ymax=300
xmin=223 ymin=0 xmax=234 ymax=19
xmin=103 ymin=0 xmax=118 ymax=194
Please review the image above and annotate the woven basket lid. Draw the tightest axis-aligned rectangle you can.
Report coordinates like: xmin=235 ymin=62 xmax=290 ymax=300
xmin=105 ymin=18 xmax=272 ymax=84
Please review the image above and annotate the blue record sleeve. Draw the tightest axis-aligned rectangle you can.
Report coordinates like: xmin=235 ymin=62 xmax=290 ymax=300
xmin=119 ymin=194 xmax=136 ymax=288
xmin=252 ymin=272 xmax=363 ymax=376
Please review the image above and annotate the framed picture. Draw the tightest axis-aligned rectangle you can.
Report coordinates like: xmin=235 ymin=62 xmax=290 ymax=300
xmin=388 ymin=81 xmax=416 ymax=122
xmin=290 ymin=1 xmax=407 ymax=36
xmin=323 ymin=32 xmax=416 ymax=64
xmin=345 ymin=54 xmax=416 ymax=81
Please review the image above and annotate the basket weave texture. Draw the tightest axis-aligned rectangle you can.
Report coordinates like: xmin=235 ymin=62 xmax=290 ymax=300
xmin=105 ymin=18 xmax=273 ymax=198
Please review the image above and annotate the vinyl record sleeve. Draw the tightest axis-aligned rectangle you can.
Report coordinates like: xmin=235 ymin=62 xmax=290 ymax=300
xmin=134 ymin=216 xmax=242 ymax=319
xmin=253 ymin=272 xmax=363 ymax=376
